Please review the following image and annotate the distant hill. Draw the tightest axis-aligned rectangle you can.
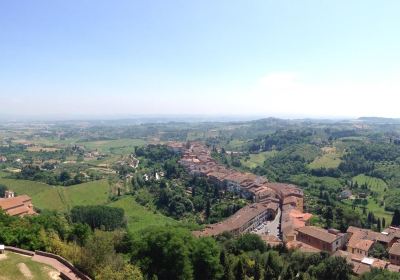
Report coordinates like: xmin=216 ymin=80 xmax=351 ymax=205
xmin=358 ymin=117 xmax=400 ymax=123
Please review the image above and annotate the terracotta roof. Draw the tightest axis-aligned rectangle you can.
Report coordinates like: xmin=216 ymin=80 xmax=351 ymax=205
xmin=387 ymin=264 xmax=400 ymax=272
xmin=296 ymin=226 xmax=339 ymax=243
xmin=353 ymin=263 xmax=371 ymax=275
xmin=193 ymin=202 xmax=278 ymax=237
xmin=287 ymin=240 xmax=321 ymax=253
xmin=348 ymin=236 xmax=375 ymax=253
xmin=389 ymin=242 xmax=400 ymax=256
xmin=0 ymin=195 xmax=35 ymax=217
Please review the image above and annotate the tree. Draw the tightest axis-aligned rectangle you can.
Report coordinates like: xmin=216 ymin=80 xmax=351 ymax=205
xmin=70 ymin=205 xmax=126 ymax=231
xmin=59 ymin=171 xmax=71 ymax=182
xmin=77 ymin=230 xmax=126 ymax=278
xmin=254 ymin=259 xmax=263 ymax=280
xmin=377 ymin=218 xmax=381 ymax=232
xmin=361 ymin=268 xmax=400 ymax=280
xmin=382 ymin=217 xmax=386 ymax=228
xmin=310 ymin=256 xmax=353 ymax=280
xmin=96 ymin=264 xmax=143 ymax=280
xmin=324 ymin=207 xmax=334 ymax=228
xmin=220 ymin=250 xmax=234 ymax=280
xmin=369 ymin=243 xmax=388 ymax=259
xmin=192 ymin=238 xmax=222 ymax=280
xmin=131 ymin=227 xmax=194 ymax=280
xmin=205 ymin=199 xmax=211 ymax=219
xmin=391 ymin=209 xmax=400 ymax=227
xmin=233 ymin=234 xmax=267 ymax=253
xmin=234 ymin=259 xmax=246 ymax=280
xmin=0 ymin=184 xmax=7 ymax=198
xmin=264 ymin=251 xmax=283 ymax=280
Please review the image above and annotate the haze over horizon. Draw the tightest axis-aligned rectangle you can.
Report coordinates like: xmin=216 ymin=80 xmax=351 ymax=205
xmin=1 ymin=1 xmax=400 ymax=119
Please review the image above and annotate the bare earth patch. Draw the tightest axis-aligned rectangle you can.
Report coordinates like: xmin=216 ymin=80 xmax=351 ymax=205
xmin=0 ymin=253 xmax=8 ymax=261
xmin=18 ymin=263 xmax=33 ymax=279
xmin=43 ymin=266 xmax=61 ymax=280
xmin=321 ymin=146 xmax=336 ymax=153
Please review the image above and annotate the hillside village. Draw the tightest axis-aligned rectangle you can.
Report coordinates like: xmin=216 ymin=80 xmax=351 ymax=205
xmin=169 ymin=141 xmax=400 ymax=276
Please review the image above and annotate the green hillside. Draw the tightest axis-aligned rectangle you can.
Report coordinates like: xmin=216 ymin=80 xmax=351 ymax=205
xmin=0 ymin=177 xmax=110 ymax=211
xmin=108 ymin=196 xmax=178 ymax=232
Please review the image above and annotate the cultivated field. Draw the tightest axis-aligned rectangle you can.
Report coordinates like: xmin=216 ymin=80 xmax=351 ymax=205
xmin=241 ymin=151 xmax=277 ymax=169
xmin=308 ymin=146 xmax=342 ymax=169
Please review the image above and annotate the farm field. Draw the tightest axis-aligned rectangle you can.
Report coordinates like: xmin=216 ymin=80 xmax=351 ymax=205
xmin=0 ymin=177 xmax=110 ymax=211
xmin=352 ymin=174 xmax=388 ymax=198
xmin=308 ymin=146 xmax=342 ymax=169
xmin=341 ymin=198 xmax=393 ymax=222
xmin=80 ymin=138 xmax=146 ymax=154
xmin=241 ymin=151 xmax=277 ymax=169
xmin=0 ymin=252 xmax=58 ymax=280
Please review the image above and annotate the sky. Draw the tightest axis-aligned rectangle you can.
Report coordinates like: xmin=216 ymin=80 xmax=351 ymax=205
xmin=1 ymin=0 xmax=400 ymax=119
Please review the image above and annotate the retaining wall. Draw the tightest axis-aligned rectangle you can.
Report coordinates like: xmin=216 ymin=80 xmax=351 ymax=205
xmin=35 ymin=250 xmax=91 ymax=280
xmin=4 ymin=246 xmax=35 ymax=256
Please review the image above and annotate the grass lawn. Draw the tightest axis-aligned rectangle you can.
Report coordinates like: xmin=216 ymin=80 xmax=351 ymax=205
xmin=0 ymin=252 xmax=57 ymax=280
xmin=241 ymin=151 xmax=277 ymax=169
xmin=80 ymin=139 xmax=146 ymax=154
xmin=108 ymin=196 xmax=178 ymax=233
xmin=308 ymin=147 xmax=342 ymax=169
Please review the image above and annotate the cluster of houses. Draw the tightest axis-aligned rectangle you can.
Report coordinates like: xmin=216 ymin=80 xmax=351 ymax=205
xmin=168 ymin=141 xmax=400 ymax=276
xmin=168 ymin=142 xmax=312 ymax=241
xmin=290 ymin=224 xmax=400 ymax=274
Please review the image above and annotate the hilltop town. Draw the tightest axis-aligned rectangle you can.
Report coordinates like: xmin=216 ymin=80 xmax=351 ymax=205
xmin=169 ymin=141 xmax=400 ymax=275
xmin=2 ymin=119 xmax=400 ymax=279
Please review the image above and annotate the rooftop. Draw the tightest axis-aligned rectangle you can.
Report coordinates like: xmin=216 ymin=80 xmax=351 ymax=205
xmin=297 ymin=226 xmax=340 ymax=243
xmin=389 ymin=242 xmax=400 ymax=256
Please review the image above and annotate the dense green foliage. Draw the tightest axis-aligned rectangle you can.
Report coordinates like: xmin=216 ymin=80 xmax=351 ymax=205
xmin=70 ymin=205 xmax=126 ymax=231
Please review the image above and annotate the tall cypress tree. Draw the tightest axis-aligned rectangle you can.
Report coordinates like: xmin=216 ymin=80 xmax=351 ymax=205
xmin=391 ymin=209 xmax=400 ymax=227
xmin=377 ymin=218 xmax=381 ymax=232
xmin=234 ymin=259 xmax=246 ymax=280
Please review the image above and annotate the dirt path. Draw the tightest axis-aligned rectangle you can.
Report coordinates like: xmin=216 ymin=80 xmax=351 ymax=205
xmin=18 ymin=263 xmax=33 ymax=279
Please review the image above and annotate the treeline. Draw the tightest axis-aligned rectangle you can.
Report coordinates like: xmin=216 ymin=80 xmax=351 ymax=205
xmin=248 ymin=130 xmax=314 ymax=153
xmin=339 ymin=143 xmax=400 ymax=176
xmin=71 ymin=205 xmax=126 ymax=231
xmin=14 ymin=165 xmax=88 ymax=186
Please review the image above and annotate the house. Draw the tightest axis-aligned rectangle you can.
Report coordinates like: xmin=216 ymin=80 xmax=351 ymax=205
xmin=389 ymin=243 xmax=400 ymax=265
xmin=0 ymin=245 xmax=4 ymax=254
xmin=347 ymin=226 xmax=399 ymax=249
xmin=0 ymin=194 xmax=36 ymax=217
xmin=339 ymin=190 xmax=352 ymax=200
xmin=0 ymin=156 xmax=7 ymax=163
xmin=347 ymin=236 xmax=375 ymax=257
xmin=296 ymin=226 xmax=347 ymax=253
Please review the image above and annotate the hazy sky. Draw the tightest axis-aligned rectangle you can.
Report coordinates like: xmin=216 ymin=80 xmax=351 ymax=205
xmin=1 ymin=1 xmax=400 ymax=119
